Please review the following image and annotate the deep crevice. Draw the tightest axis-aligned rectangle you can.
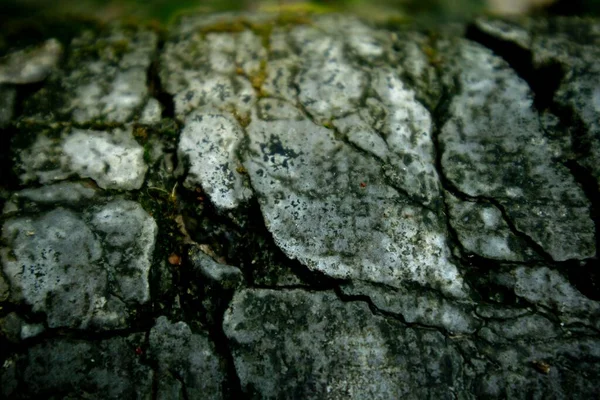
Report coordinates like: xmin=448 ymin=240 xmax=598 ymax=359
xmin=465 ymin=21 xmax=565 ymax=111
xmin=147 ymin=34 xmax=175 ymax=119
xmin=564 ymin=160 xmax=600 ymax=300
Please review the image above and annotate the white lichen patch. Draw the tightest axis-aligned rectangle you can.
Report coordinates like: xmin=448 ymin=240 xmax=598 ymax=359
xmin=18 ymin=128 xmax=148 ymax=190
xmin=244 ymin=116 xmax=468 ymax=298
xmin=178 ymin=110 xmax=252 ymax=210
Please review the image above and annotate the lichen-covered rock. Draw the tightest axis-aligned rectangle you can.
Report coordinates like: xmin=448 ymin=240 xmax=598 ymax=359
xmin=189 ymin=247 xmax=243 ymax=288
xmin=178 ymin=110 xmax=252 ymax=210
xmin=0 ymin=39 xmax=63 ymax=85
xmin=244 ymin=113 xmax=467 ymax=298
xmin=22 ymin=26 xmax=157 ymax=124
xmin=445 ymin=192 xmax=539 ymax=261
xmin=160 ymin=22 xmax=264 ymax=120
xmin=149 ymin=316 xmax=226 ymax=400
xmin=439 ymin=40 xmax=595 ymax=261
xmin=224 ymin=288 xmax=465 ymax=399
xmin=1 ymin=334 xmax=152 ymax=399
xmin=1 ymin=185 xmax=157 ymax=329
xmin=17 ymin=127 xmax=148 ymax=190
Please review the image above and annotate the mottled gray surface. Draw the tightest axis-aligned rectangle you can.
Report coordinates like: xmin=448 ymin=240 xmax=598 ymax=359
xmin=0 ymin=12 xmax=599 ymax=400
xmin=149 ymin=316 xmax=227 ymax=400
xmin=17 ymin=127 xmax=148 ymax=190
xmin=1 ymin=186 xmax=157 ymax=330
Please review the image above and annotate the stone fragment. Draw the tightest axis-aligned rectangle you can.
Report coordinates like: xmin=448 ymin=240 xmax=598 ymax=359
xmin=0 ymin=335 xmax=152 ymax=399
xmin=445 ymin=192 xmax=538 ymax=261
xmin=0 ymin=85 xmax=16 ymax=127
xmin=23 ymin=27 xmax=156 ymax=124
xmin=224 ymin=288 xmax=464 ymax=398
xmin=160 ymin=27 xmax=263 ymax=120
xmin=189 ymin=247 xmax=243 ymax=288
xmin=17 ymin=127 xmax=148 ymax=190
xmin=341 ymin=281 xmax=479 ymax=334
xmin=513 ymin=266 xmax=600 ymax=329
xmin=244 ymin=115 xmax=467 ymax=298
xmin=439 ymin=40 xmax=595 ymax=261
xmin=1 ymin=197 xmax=156 ymax=330
xmin=149 ymin=316 xmax=226 ymax=400
xmin=0 ymin=39 xmax=62 ymax=84
xmin=178 ymin=110 xmax=252 ymax=210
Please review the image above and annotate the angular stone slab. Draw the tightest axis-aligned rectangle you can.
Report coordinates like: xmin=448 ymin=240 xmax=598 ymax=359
xmin=244 ymin=114 xmax=467 ymax=298
xmin=17 ymin=127 xmax=148 ymax=190
xmin=0 ymin=334 xmax=152 ymax=399
xmin=439 ymin=40 xmax=595 ymax=261
xmin=224 ymin=288 xmax=465 ymax=398
xmin=149 ymin=316 xmax=227 ymax=400
xmin=1 ymin=185 xmax=157 ymax=329
xmin=22 ymin=26 xmax=157 ymax=124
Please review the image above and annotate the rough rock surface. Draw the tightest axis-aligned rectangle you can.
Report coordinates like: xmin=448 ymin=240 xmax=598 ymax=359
xmin=0 ymin=12 xmax=599 ymax=400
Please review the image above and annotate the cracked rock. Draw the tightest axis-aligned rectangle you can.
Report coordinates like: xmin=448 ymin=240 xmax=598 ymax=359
xmin=1 ymin=186 xmax=157 ymax=329
xmin=178 ymin=110 xmax=253 ymax=210
xmin=16 ymin=127 xmax=148 ymax=190
xmin=244 ymin=112 xmax=468 ymax=298
xmin=22 ymin=26 xmax=157 ymax=124
xmin=149 ymin=316 xmax=226 ymax=400
xmin=224 ymin=288 xmax=465 ymax=398
xmin=439 ymin=40 xmax=595 ymax=261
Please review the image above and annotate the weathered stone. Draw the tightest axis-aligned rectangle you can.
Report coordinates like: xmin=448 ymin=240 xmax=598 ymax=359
xmin=446 ymin=192 xmax=538 ymax=261
xmin=224 ymin=288 xmax=465 ymax=398
xmin=23 ymin=27 xmax=157 ymax=124
xmin=17 ymin=127 xmax=148 ymax=190
xmin=439 ymin=40 xmax=595 ymax=261
xmin=1 ymin=193 xmax=157 ymax=330
xmin=1 ymin=334 xmax=152 ymax=399
xmin=149 ymin=316 xmax=226 ymax=400
xmin=244 ymin=114 xmax=467 ymax=298
xmin=0 ymin=39 xmax=62 ymax=85
xmin=189 ymin=247 xmax=243 ymax=288
xmin=341 ymin=281 xmax=480 ymax=334
xmin=178 ymin=110 xmax=252 ymax=210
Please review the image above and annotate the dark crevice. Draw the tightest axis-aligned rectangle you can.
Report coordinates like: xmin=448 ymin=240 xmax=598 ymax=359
xmin=333 ymin=285 xmax=457 ymax=337
xmin=564 ymin=160 xmax=600 ymax=300
xmin=147 ymin=35 xmax=175 ymax=119
xmin=465 ymin=22 xmax=565 ymax=111
xmin=177 ymin=251 xmax=244 ymax=400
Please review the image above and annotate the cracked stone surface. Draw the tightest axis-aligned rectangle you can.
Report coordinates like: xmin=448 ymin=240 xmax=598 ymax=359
xmin=439 ymin=39 xmax=595 ymax=262
xmin=149 ymin=316 xmax=227 ymax=400
xmin=1 ymin=12 xmax=599 ymax=400
xmin=1 ymin=185 xmax=157 ymax=330
xmin=22 ymin=26 xmax=157 ymax=124
xmin=16 ymin=127 xmax=148 ymax=190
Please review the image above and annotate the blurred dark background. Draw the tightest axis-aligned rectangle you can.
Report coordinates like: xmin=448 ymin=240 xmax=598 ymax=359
xmin=1 ymin=0 xmax=599 ymax=25
xmin=0 ymin=0 xmax=598 ymax=55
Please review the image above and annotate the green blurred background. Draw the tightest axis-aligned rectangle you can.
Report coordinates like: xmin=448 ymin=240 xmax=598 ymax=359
xmin=1 ymin=0 xmax=600 ymax=26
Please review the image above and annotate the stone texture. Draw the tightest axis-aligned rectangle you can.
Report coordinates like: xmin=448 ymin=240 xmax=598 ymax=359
xmin=244 ymin=113 xmax=467 ymax=299
xmin=1 ymin=188 xmax=157 ymax=330
xmin=0 ymin=39 xmax=63 ymax=85
xmin=22 ymin=26 xmax=157 ymax=124
xmin=149 ymin=316 xmax=227 ymax=400
xmin=1 ymin=334 xmax=152 ymax=399
xmin=224 ymin=288 xmax=465 ymax=399
xmin=17 ymin=127 xmax=148 ymax=190
xmin=178 ymin=110 xmax=253 ymax=210
xmin=439 ymin=39 xmax=595 ymax=261
xmin=1 ymin=12 xmax=599 ymax=400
